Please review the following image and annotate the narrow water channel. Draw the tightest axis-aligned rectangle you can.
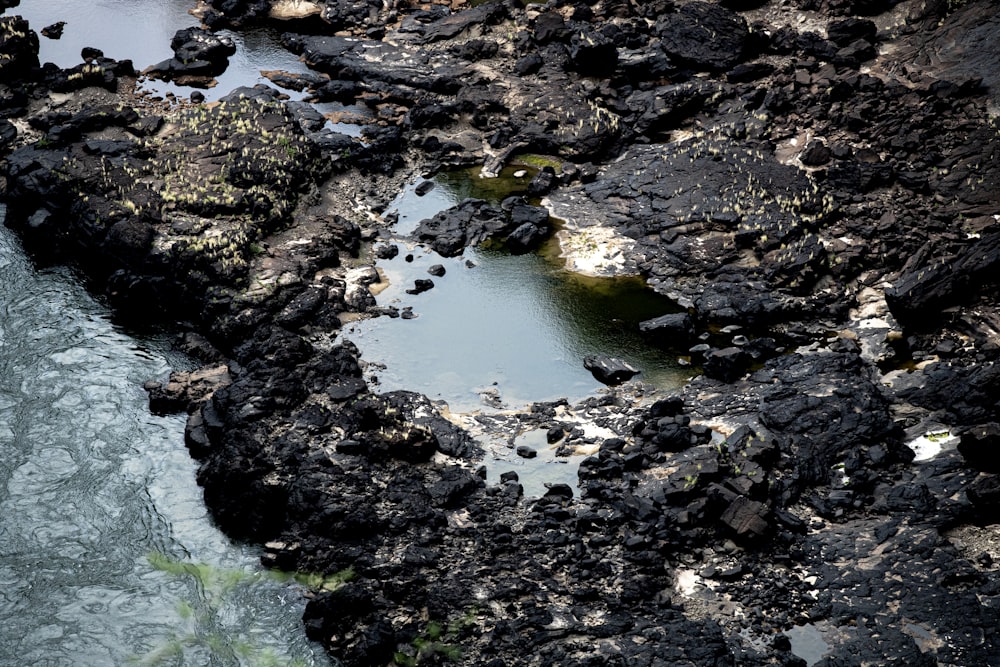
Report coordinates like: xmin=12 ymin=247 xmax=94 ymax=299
xmin=0 ymin=214 xmax=332 ymax=665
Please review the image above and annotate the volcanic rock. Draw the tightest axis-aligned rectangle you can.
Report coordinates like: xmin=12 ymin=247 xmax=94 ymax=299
xmin=584 ymin=355 xmax=640 ymax=385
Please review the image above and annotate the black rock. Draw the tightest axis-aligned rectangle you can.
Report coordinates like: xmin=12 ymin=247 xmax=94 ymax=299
xmin=0 ymin=118 xmax=16 ymax=149
xmin=385 ymin=424 xmax=439 ymax=463
xmin=515 ymin=52 xmax=543 ymax=76
xmin=702 ymin=347 xmax=750 ymax=383
xmin=958 ymin=424 xmax=1000 ymax=472
xmin=584 ymin=355 xmax=640 ymax=385
xmin=276 ymin=286 xmax=328 ymax=329
xmin=527 ymin=167 xmax=558 ymax=196
xmin=314 ymin=79 xmax=359 ymax=103
xmin=834 ymin=39 xmax=877 ymax=68
xmin=800 ymin=139 xmax=832 ymax=166
xmin=534 ymin=12 xmax=569 ymax=44
xmin=656 ymin=2 xmax=749 ymax=72
xmin=886 ymin=230 xmax=1000 ymax=325
xmin=453 ymin=38 xmax=498 ymax=62
xmin=506 ymin=222 xmax=546 ymax=254
xmin=411 ymin=199 xmax=512 ymax=257
xmin=105 ymin=219 xmax=155 ymax=263
xmin=639 ymin=312 xmax=694 ymax=346
xmin=568 ymin=29 xmax=617 ymax=77
xmin=407 ymin=1 xmax=506 ymax=44
xmin=41 ymin=22 xmax=65 ymax=39
xmin=336 ymin=439 xmax=365 ymax=455
xmin=650 ymin=396 xmax=685 ymax=418
xmin=145 ymin=27 xmax=236 ymax=80
xmin=967 ymin=475 xmax=1000 ymax=513
xmin=406 ymin=278 xmax=434 ymax=295
xmin=171 ymin=26 xmax=236 ymax=64
xmin=0 ymin=17 xmax=39 ymax=82
xmin=726 ymin=62 xmax=775 ymax=83
xmin=516 ymin=445 xmax=537 ymax=459
xmin=375 ymin=243 xmax=399 ymax=260
xmin=544 ymin=483 xmax=574 ymax=499
xmin=719 ymin=496 xmax=769 ymax=540
xmin=827 ymin=18 xmax=877 ymax=46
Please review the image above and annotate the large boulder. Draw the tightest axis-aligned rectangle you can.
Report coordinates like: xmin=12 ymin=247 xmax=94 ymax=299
xmin=144 ymin=27 xmax=236 ymax=82
xmin=886 ymin=230 xmax=1000 ymax=326
xmin=410 ymin=199 xmax=551 ymax=257
xmin=656 ymin=2 xmax=750 ymax=71
xmin=584 ymin=355 xmax=640 ymax=385
xmin=639 ymin=312 xmax=694 ymax=346
xmin=958 ymin=424 xmax=1000 ymax=472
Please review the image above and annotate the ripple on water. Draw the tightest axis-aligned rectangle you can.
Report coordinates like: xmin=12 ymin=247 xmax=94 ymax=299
xmin=1 ymin=209 xmax=332 ymax=665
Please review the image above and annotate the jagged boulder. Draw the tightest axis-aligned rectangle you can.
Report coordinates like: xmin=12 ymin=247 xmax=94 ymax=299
xmin=144 ymin=27 xmax=236 ymax=82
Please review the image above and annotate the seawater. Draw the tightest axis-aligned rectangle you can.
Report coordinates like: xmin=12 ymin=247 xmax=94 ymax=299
xmin=0 ymin=211 xmax=332 ymax=665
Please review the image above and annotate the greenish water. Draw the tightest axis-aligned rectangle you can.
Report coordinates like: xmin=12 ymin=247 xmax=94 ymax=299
xmin=342 ymin=174 xmax=691 ymax=413
xmin=0 ymin=212 xmax=331 ymax=666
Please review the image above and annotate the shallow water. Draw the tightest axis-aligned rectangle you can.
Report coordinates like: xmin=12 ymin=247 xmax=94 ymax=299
xmin=784 ymin=623 xmax=831 ymax=666
xmin=342 ymin=174 xmax=692 ymax=413
xmin=0 ymin=212 xmax=332 ymax=665
xmin=481 ymin=429 xmax=598 ymax=498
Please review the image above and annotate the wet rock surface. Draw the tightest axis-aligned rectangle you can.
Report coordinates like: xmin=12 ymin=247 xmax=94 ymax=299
xmin=3 ymin=0 xmax=1000 ymax=665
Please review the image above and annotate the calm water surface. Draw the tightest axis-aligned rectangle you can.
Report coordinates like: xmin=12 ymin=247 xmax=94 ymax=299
xmin=343 ymin=174 xmax=692 ymax=413
xmin=0 ymin=212 xmax=332 ymax=666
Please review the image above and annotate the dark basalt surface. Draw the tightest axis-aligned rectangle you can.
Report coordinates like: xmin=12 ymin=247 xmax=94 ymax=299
xmin=3 ymin=0 xmax=1000 ymax=665
xmin=410 ymin=197 xmax=552 ymax=257
xmin=144 ymin=27 xmax=238 ymax=84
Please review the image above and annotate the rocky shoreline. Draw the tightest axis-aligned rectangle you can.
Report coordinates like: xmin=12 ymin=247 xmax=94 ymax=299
xmin=2 ymin=0 xmax=1000 ymax=664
